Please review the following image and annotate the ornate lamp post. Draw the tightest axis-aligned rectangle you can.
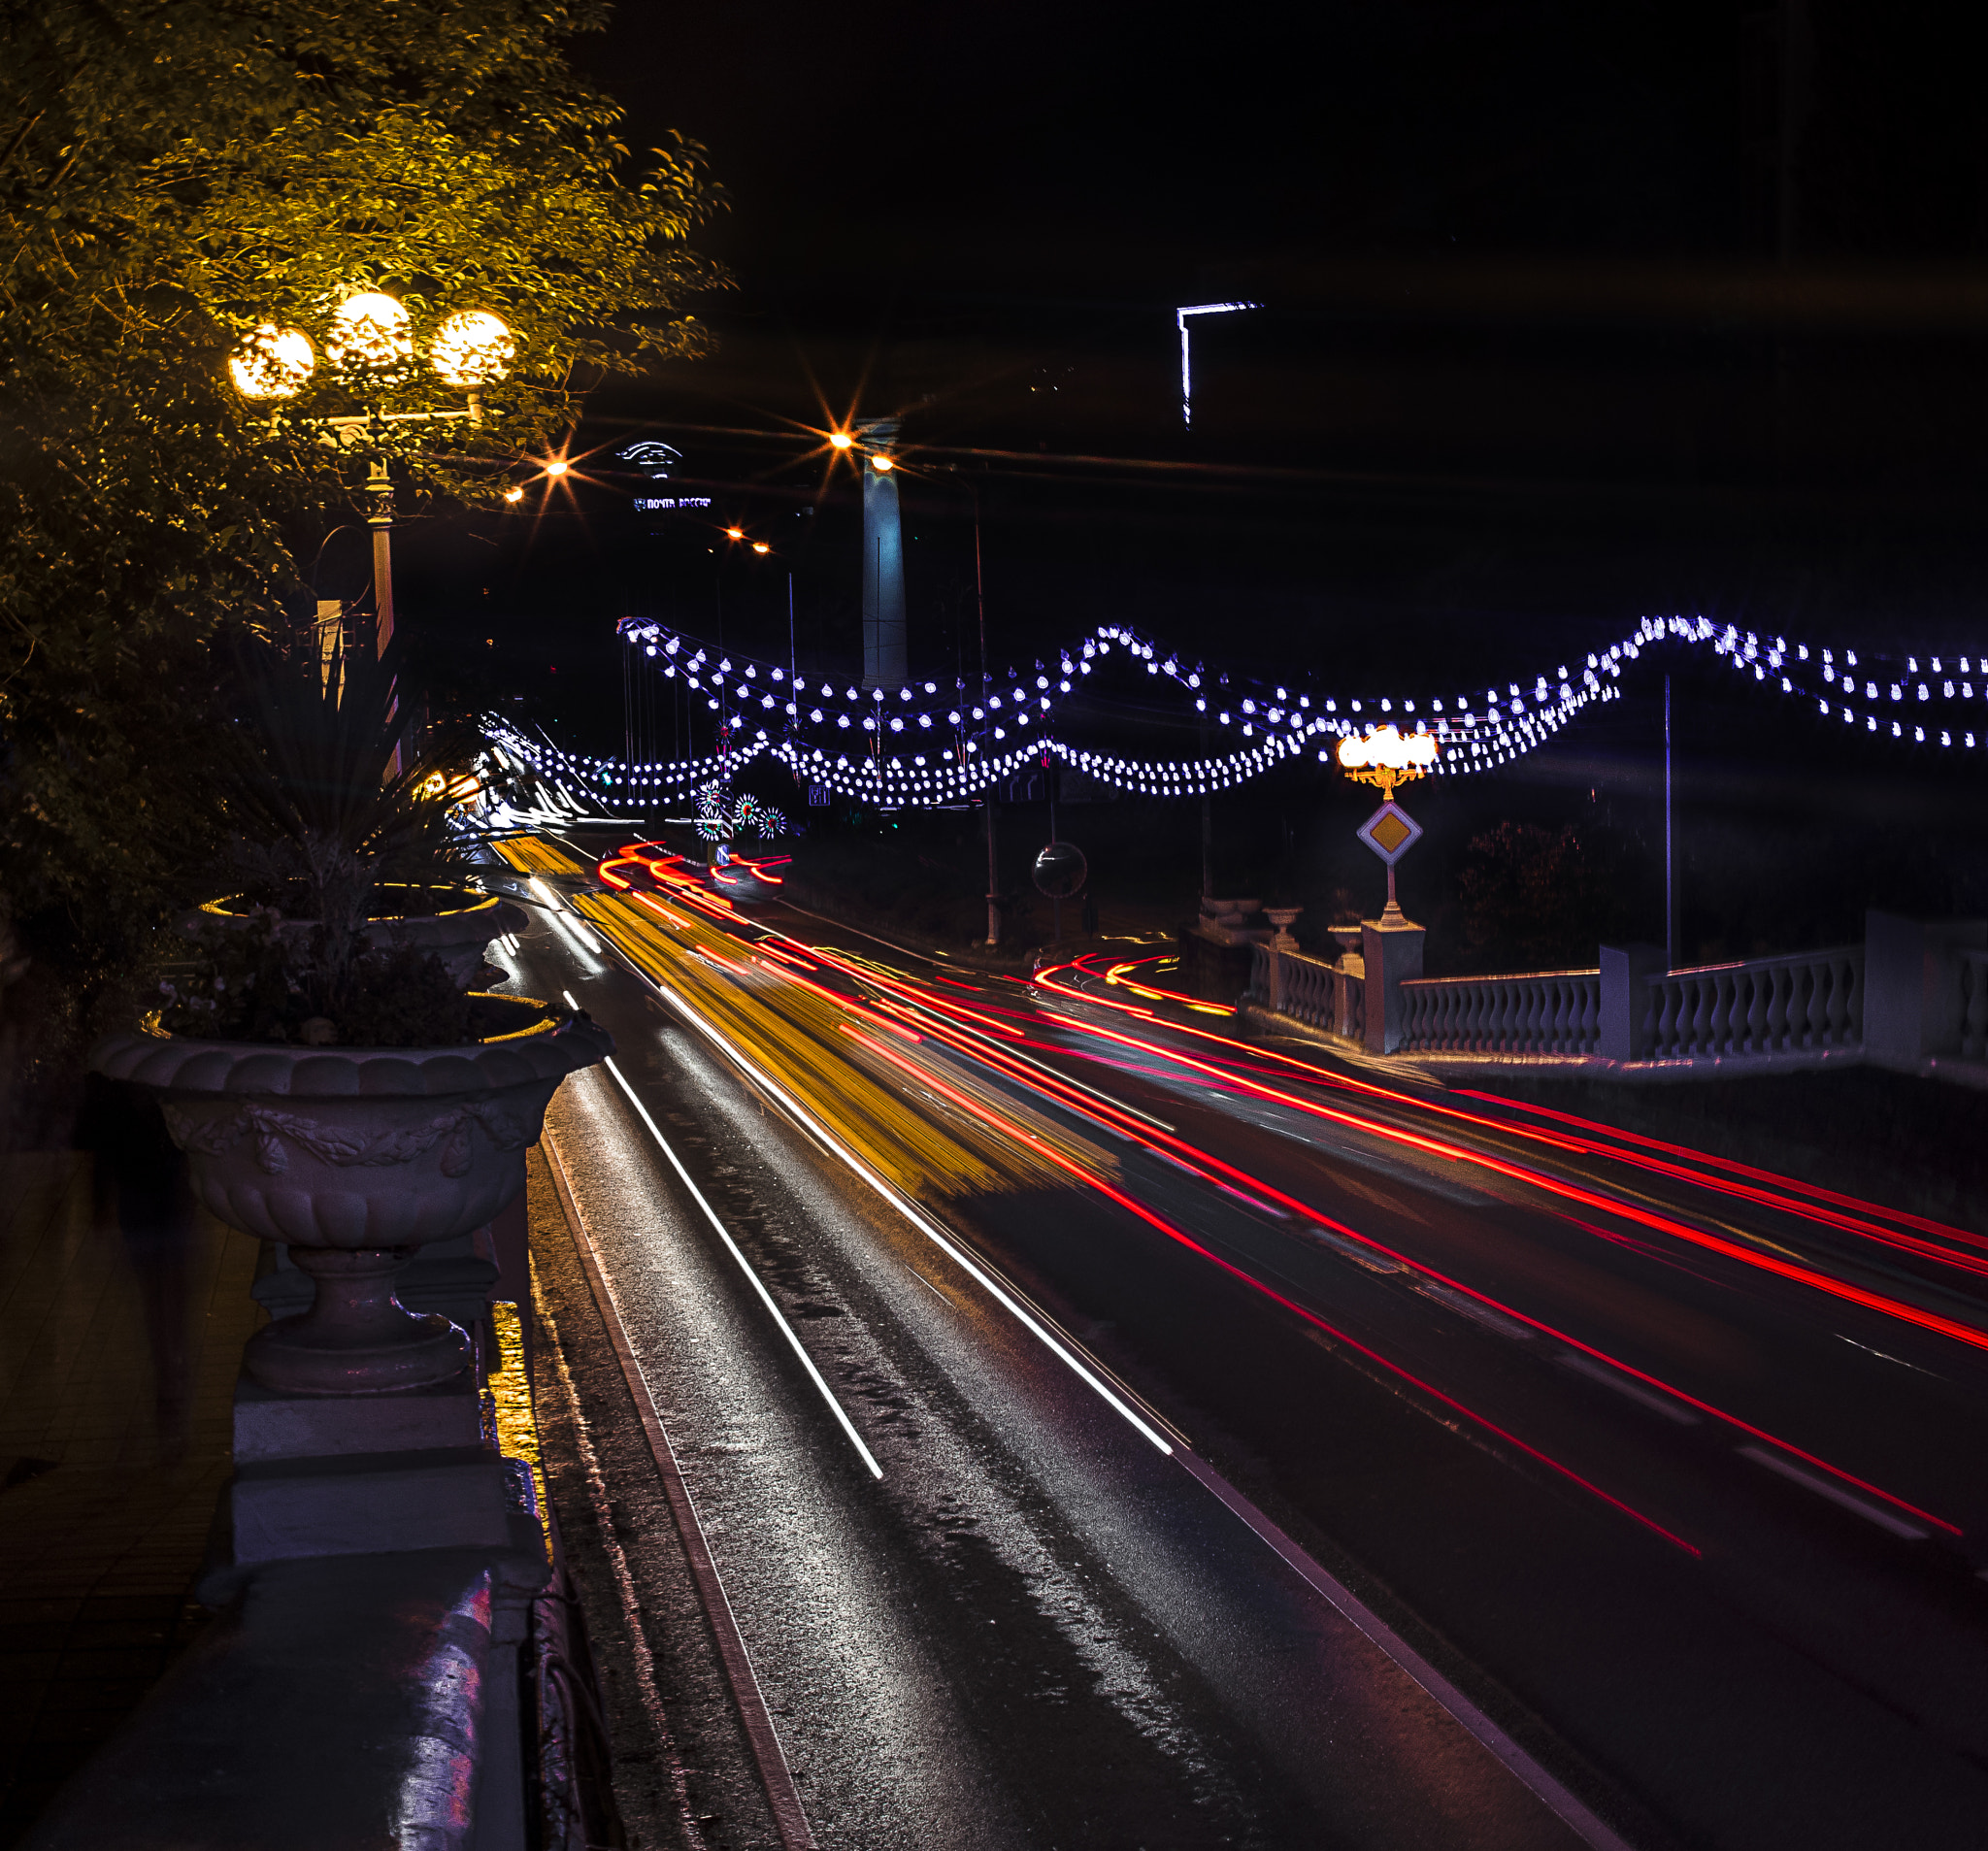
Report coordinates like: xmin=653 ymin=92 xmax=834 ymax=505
xmin=1336 ymin=725 xmax=1438 ymax=1054
xmin=228 ymin=296 xmax=516 ymax=658
xmin=1337 ymin=723 xmax=1436 ymax=917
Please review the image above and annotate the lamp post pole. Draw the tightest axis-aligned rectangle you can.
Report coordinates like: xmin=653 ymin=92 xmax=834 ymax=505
xmin=1199 ymin=712 xmax=1213 ymax=900
xmin=1665 ymin=673 xmax=1679 ymax=971
xmin=974 ymin=481 xmax=1000 ymax=947
xmin=367 ymin=455 xmax=396 ymax=657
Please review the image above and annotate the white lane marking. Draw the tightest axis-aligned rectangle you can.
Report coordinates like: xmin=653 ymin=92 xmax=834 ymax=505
xmin=1559 ymin=1353 xmax=1700 ymax=1424
xmin=1835 ymin=1333 xmax=1942 ymax=1378
xmin=624 ymin=954 xmax=1176 ymax=1456
xmin=1309 ymin=1228 xmax=1404 ymax=1274
xmin=1415 ymin=1280 xmax=1534 ymax=1340
xmin=1153 ymin=1147 xmax=1295 ymax=1221
xmin=1737 ymin=1444 xmax=1928 ymax=1539
xmin=1173 ymin=1448 xmax=1638 ymax=1851
xmin=562 ymin=989 xmax=580 ymax=1008
xmin=601 ymin=1055 xmax=883 ymax=1479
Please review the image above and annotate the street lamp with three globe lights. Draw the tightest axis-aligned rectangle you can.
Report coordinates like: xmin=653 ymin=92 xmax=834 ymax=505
xmin=228 ymin=292 xmax=519 ymax=658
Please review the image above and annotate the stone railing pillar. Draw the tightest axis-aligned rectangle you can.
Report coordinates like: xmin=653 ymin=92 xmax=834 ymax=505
xmin=1865 ymin=909 xmax=1988 ymax=1062
xmin=1598 ymin=942 xmax=1666 ymax=1061
xmin=1362 ymin=911 xmax=1425 ymax=1053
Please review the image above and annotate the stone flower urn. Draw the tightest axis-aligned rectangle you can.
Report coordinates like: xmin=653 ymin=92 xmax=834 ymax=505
xmin=188 ymin=884 xmax=528 ymax=988
xmin=1265 ymin=907 xmax=1304 ymax=953
xmin=89 ymin=1002 xmax=612 ymax=1396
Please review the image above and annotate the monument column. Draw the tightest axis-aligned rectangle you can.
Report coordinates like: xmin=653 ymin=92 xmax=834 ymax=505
xmin=859 ymin=418 xmax=907 ymax=689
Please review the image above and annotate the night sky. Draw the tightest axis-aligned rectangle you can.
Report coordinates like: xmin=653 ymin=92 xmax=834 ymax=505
xmin=398 ymin=1 xmax=1988 ymax=946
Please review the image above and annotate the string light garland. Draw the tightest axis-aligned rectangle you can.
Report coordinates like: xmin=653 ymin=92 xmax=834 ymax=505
xmin=494 ymin=614 xmax=1986 ymax=814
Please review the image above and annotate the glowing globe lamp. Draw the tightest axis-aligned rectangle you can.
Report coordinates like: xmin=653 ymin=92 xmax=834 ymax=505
xmin=1337 ymin=724 xmax=1437 ymax=776
xmin=429 ymin=310 xmax=514 ymax=386
xmin=828 ymin=431 xmax=854 ymax=450
xmin=326 ymin=291 xmax=414 ymax=370
xmin=228 ymin=324 xmax=315 ymax=399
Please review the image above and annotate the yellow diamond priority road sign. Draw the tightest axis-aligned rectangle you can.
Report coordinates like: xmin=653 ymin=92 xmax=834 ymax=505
xmin=1357 ymin=800 xmax=1423 ymax=866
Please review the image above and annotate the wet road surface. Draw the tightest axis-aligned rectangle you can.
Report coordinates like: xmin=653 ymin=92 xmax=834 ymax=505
xmin=489 ymin=845 xmax=1988 ymax=1849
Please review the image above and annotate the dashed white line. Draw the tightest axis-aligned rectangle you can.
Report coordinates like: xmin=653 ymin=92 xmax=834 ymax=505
xmin=1738 ymin=1444 xmax=1928 ymax=1539
xmin=1559 ymin=1353 xmax=1701 ymax=1424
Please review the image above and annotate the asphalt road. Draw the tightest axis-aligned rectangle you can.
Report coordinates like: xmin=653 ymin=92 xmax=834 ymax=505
xmin=489 ymin=843 xmax=1988 ymax=1850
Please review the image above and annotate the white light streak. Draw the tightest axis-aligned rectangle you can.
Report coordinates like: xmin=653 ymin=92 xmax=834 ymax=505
xmin=601 ymin=1055 xmax=884 ymax=1479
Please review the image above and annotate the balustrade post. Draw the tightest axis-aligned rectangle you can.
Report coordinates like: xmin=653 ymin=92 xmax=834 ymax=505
xmin=1361 ymin=910 xmax=1425 ymax=1054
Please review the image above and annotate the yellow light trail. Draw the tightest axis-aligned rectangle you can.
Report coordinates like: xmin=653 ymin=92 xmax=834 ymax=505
xmin=494 ymin=836 xmax=585 ymax=876
xmin=571 ymin=890 xmax=1118 ymax=1204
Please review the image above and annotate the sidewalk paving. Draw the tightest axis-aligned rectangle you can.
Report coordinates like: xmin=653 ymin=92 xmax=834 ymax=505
xmin=0 ymin=1150 xmax=264 ymax=1843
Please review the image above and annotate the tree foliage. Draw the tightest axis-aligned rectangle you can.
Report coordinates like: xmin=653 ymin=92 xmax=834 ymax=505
xmin=0 ymin=0 xmax=722 ymax=1076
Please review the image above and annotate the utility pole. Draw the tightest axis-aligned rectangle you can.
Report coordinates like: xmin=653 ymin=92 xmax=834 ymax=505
xmin=1665 ymin=674 xmax=1679 ymax=971
xmin=975 ymin=485 xmax=1000 ymax=946
xmin=1047 ymin=755 xmax=1062 ymax=946
xmin=1200 ymin=713 xmax=1214 ymax=900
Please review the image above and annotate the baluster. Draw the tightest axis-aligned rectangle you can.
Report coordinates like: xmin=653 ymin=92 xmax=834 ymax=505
xmin=1823 ymin=957 xmax=1847 ymax=1046
xmin=1644 ymin=977 xmax=1666 ymax=1058
xmin=1580 ymin=979 xmax=1600 ymax=1053
xmin=1467 ymin=982 xmax=1487 ymax=1051
xmin=1685 ymin=975 xmax=1708 ymax=1055
xmin=1745 ymin=971 xmax=1768 ymax=1053
xmin=1794 ymin=963 xmax=1819 ymax=1049
xmin=1812 ymin=957 xmax=1836 ymax=1046
xmin=1764 ymin=967 xmax=1789 ymax=1052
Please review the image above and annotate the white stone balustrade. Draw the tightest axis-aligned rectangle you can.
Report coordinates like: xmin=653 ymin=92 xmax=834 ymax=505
xmin=1242 ymin=908 xmax=1983 ymax=1085
xmin=1640 ymin=946 xmax=1863 ymax=1060
xmin=1248 ymin=942 xmax=1364 ymax=1043
xmin=1398 ymin=969 xmax=1602 ymax=1055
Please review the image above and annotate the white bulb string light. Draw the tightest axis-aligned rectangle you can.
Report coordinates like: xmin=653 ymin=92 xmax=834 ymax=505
xmin=497 ymin=613 xmax=1986 ymax=813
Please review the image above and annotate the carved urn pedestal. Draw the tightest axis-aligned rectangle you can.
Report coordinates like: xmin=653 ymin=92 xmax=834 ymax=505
xmin=90 ymin=1006 xmax=612 ymax=1567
